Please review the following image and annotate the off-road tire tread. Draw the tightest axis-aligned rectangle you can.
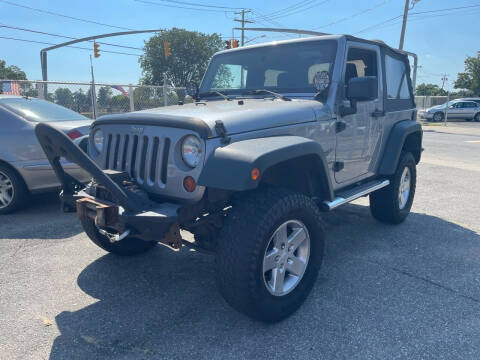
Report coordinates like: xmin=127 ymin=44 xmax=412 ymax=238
xmin=370 ymin=151 xmax=416 ymax=224
xmin=216 ymin=187 xmax=324 ymax=322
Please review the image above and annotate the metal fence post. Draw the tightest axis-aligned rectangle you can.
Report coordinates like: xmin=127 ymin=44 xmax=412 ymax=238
xmin=444 ymin=92 xmax=449 ymax=126
xmin=129 ymin=84 xmax=134 ymax=112
xmin=163 ymin=75 xmax=168 ymax=107
xmin=90 ymin=81 xmax=98 ymax=119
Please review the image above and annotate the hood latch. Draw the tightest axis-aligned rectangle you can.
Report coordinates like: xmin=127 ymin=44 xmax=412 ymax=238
xmin=215 ymin=120 xmax=231 ymax=145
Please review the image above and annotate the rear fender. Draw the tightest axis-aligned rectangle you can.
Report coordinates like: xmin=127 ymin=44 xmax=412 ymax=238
xmin=378 ymin=120 xmax=422 ymax=175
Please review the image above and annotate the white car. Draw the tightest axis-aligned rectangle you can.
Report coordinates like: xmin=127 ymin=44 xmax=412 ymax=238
xmin=420 ymin=100 xmax=480 ymax=122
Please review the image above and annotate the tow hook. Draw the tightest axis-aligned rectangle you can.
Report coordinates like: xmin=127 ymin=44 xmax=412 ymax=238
xmin=98 ymin=228 xmax=131 ymax=243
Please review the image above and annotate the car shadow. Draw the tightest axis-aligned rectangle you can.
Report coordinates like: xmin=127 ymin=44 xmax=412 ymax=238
xmin=48 ymin=203 xmax=480 ymax=359
xmin=0 ymin=192 xmax=83 ymax=240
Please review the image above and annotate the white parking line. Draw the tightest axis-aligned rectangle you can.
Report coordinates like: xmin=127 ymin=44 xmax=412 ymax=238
xmin=464 ymin=141 xmax=480 ymax=143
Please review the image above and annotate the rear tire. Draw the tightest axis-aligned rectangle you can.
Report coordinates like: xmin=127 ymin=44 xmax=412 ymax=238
xmin=370 ymin=152 xmax=416 ymax=224
xmin=80 ymin=217 xmax=156 ymax=256
xmin=0 ymin=164 xmax=28 ymax=215
xmin=215 ymin=187 xmax=325 ymax=322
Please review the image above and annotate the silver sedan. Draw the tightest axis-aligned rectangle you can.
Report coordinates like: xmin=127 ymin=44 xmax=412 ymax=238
xmin=419 ymin=100 xmax=480 ymax=122
xmin=0 ymin=95 xmax=91 ymax=214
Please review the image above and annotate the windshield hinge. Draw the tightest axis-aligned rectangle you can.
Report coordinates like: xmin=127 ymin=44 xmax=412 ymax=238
xmin=214 ymin=120 xmax=231 ymax=144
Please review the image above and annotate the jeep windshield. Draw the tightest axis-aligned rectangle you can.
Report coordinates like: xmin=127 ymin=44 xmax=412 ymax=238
xmin=200 ymin=40 xmax=338 ymax=99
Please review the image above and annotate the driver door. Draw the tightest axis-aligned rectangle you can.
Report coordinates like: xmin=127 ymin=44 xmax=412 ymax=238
xmin=334 ymin=43 xmax=383 ymax=184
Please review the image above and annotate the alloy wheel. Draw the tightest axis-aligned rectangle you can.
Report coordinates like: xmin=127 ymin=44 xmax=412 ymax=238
xmin=0 ymin=170 xmax=14 ymax=209
xmin=398 ymin=166 xmax=411 ymax=210
xmin=263 ymin=220 xmax=310 ymax=296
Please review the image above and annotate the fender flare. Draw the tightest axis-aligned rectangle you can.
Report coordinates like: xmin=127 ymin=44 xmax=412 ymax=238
xmin=197 ymin=136 xmax=334 ymax=200
xmin=377 ymin=120 xmax=422 ymax=175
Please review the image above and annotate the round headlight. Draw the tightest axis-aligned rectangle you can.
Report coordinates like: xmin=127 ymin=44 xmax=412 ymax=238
xmin=182 ymin=135 xmax=202 ymax=168
xmin=93 ymin=129 xmax=104 ymax=153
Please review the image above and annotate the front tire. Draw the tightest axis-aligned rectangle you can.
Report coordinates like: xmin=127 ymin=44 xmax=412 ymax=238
xmin=0 ymin=164 xmax=28 ymax=215
xmin=433 ymin=112 xmax=444 ymax=122
xmin=370 ymin=152 xmax=416 ymax=224
xmin=474 ymin=113 xmax=480 ymax=122
xmin=216 ymin=187 xmax=325 ymax=322
xmin=80 ymin=217 xmax=156 ymax=256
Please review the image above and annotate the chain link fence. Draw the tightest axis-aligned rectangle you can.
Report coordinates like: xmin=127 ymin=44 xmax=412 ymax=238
xmin=415 ymin=96 xmax=449 ymax=111
xmin=2 ymin=81 xmax=465 ymax=118
xmin=1 ymin=79 xmax=187 ymax=119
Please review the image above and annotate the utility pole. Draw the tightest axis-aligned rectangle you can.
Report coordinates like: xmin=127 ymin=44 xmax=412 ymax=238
xmin=234 ymin=9 xmax=253 ymax=46
xmin=441 ymin=74 xmax=448 ymax=90
xmin=399 ymin=0 xmax=421 ymax=50
xmin=89 ymin=55 xmax=97 ymax=119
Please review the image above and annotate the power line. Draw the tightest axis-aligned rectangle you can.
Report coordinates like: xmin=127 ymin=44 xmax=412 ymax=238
xmin=313 ymin=0 xmax=390 ymax=29
xmin=255 ymin=0 xmax=330 ymax=21
xmin=364 ymin=8 xmax=480 ymax=33
xmin=354 ymin=3 xmax=480 ymax=35
xmin=0 ymin=0 xmax=134 ymax=31
xmin=140 ymin=0 xmax=243 ymax=10
xmin=254 ymin=0 xmax=317 ymax=20
xmin=410 ymin=4 xmax=480 ymax=16
xmin=354 ymin=15 xmax=403 ymax=35
xmin=0 ymin=24 xmax=144 ymax=51
xmin=133 ymin=0 xmax=234 ymax=12
xmin=0 ymin=36 xmax=141 ymax=57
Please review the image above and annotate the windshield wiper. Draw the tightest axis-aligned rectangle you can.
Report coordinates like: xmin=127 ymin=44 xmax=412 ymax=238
xmin=197 ymin=90 xmax=231 ymax=101
xmin=244 ymin=89 xmax=291 ymax=101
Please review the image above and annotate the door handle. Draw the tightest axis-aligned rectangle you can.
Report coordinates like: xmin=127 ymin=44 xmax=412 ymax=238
xmin=371 ymin=110 xmax=385 ymax=118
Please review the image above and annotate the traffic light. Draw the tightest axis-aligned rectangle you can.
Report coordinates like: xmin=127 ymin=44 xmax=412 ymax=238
xmin=164 ymin=41 xmax=171 ymax=59
xmin=232 ymin=40 xmax=239 ymax=48
xmin=225 ymin=40 xmax=231 ymax=49
xmin=93 ymin=42 xmax=100 ymax=58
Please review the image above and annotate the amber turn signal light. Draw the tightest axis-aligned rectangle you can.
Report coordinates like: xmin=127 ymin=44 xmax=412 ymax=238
xmin=183 ymin=176 xmax=196 ymax=192
xmin=251 ymin=168 xmax=260 ymax=181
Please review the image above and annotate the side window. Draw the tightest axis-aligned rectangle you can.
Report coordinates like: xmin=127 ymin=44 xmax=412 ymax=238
xmin=385 ymin=55 xmax=411 ymax=100
xmin=345 ymin=47 xmax=378 ymax=99
xmin=464 ymin=102 xmax=477 ymax=108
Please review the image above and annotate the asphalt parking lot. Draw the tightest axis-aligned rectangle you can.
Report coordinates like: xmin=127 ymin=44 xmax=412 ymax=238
xmin=1 ymin=122 xmax=480 ymax=360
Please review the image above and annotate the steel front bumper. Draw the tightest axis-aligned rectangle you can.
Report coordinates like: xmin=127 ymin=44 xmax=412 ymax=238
xmin=35 ymin=123 xmax=181 ymax=244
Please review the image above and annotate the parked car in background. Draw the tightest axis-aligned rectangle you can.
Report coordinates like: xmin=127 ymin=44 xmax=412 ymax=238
xmin=458 ymin=97 xmax=480 ymax=106
xmin=419 ymin=100 xmax=480 ymax=122
xmin=0 ymin=95 xmax=91 ymax=214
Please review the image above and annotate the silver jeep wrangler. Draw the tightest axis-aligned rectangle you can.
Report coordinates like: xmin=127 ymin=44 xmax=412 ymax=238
xmin=36 ymin=34 xmax=422 ymax=322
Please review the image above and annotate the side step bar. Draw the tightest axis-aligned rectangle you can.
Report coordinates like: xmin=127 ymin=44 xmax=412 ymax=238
xmin=321 ymin=179 xmax=390 ymax=211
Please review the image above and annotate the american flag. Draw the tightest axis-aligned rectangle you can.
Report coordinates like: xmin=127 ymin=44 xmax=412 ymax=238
xmin=2 ymin=81 xmax=21 ymax=95
xmin=110 ymin=85 xmax=129 ymax=97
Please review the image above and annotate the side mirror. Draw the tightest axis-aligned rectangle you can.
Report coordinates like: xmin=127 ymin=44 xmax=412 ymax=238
xmin=348 ymin=76 xmax=378 ymax=101
xmin=185 ymin=81 xmax=199 ymax=100
xmin=448 ymin=105 xmax=454 ymax=109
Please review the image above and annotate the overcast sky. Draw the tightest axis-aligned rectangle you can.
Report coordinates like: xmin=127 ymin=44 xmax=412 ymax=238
xmin=1 ymin=0 xmax=478 ymax=90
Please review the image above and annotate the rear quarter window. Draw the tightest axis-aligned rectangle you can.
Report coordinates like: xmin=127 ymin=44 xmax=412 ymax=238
xmin=385 ymin=55 xmax=411 ymax=100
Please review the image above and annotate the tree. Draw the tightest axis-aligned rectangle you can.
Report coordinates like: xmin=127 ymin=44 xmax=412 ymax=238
xmin=54 ymin=88 xmax=74 ymax=109
xmin=416 ymin=83 xmax=448 ymax=96
xmin=72 ymin=89 xmax=89 ymax=113
xmin=97 ymin=86 xmax=113 ymax=107
xmin=140 ymin=28 xmax=223 ymax=87
xmin=0 ymin=60 xmax=27 ymax=80
xmin=454 ymin=56 xmax=480 ymax=96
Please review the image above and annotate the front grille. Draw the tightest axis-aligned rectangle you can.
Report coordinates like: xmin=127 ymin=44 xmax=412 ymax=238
xmin=103 ymin=132 xmax=171 ymax=186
